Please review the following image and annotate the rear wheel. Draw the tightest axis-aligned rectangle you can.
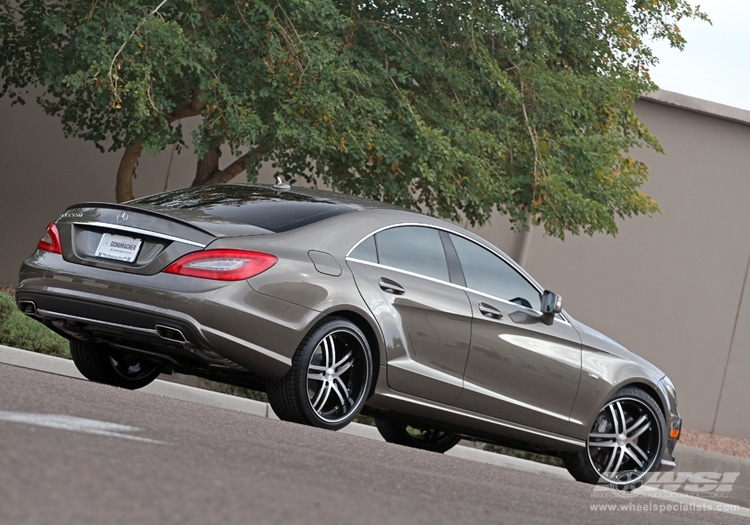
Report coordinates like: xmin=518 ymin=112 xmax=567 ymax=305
xmin=70 ymin=339 xmax=163 ymax=390
xmin=375 ymin=418 xmax=461 ymax=453
xmin=562 ymin=387 xmax=666 ymax=487
xmin=268 ymin=318 xmax=372 ymax=431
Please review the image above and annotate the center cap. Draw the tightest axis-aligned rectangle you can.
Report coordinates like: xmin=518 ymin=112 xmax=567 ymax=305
xmin=616 ymin=434 xmax=626 ymax=446
xmin=326 ymin=368 xmax=335 ymax=379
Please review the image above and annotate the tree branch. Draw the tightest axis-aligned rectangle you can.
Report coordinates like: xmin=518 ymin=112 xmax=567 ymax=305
xmin=107 ymin=0 xmax=170 ymax=105
xmin=192 ymin=142 xmax=272 ymax=187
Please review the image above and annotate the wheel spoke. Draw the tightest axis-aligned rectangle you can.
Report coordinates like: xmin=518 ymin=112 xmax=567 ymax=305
xmin=311 ymin=381 xmax=332 ymax=413
xmin=627 ymin=415 xmax=651 ymax=439
xmin=629 ymin=442 xmax=650 ymax=463
xmin=590 ymin=432 xmax=617 ymax=440
xmin=333 ymin=350 xmax=352 ymax=369
xmin=615 ymin=401 xmax=628 ymax=434
xmin=602 ymin=446 xmax=620 ymax=475
xmin=590 ymin=439 xmax=617 ymax=447
xmin=329 ymin=379 xmax=348 ymax=408
xmin=307 ymin=371 xmax=326 ymax=382
xmin=607 ymin=404 xmax=620 ymax=434
xmin=623 ymin=445 xmax=646 ymax=468
xmin=609 ymin=446 xmax=627 ymax=477
xmin=322 ymin=335 xmax=335 ymax=368
xmin=335 ymin=357 xmax=354 ymax=375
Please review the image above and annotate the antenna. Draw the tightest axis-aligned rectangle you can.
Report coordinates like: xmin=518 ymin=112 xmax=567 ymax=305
xmin=273 ymin=175 xmax=291 ymax=191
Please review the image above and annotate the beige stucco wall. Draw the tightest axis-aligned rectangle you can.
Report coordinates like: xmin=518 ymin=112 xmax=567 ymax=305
xmin=1 ymin=89 xmax=748 ymax=439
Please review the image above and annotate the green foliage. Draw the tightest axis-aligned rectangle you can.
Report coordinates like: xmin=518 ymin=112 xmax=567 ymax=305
xmin=0 ymin=292 xmax=71 ymax=358
xmin=0 ymin=0 xmax=708 ymax=237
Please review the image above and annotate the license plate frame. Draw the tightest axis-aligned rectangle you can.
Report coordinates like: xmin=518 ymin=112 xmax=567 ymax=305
xmin=95 ymin=233 xmax=142 ymax=263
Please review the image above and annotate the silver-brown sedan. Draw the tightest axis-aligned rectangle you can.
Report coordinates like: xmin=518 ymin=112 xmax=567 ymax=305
xmin=17 ymin=183 xmax=682 ymax=487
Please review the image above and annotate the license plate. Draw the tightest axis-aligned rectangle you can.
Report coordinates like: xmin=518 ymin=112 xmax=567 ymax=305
xmin=95 ymin=233 xmax=142 ymax=263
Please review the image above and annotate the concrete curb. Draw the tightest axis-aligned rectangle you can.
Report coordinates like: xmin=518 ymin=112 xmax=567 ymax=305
xmin=673 ymin=446 xmax=750 ymax=508
xmin=2 ymin=345 xmax=748 ymax=516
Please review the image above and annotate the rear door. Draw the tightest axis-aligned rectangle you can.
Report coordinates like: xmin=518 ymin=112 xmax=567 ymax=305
xmin=448 ymin=233 xmax=583 ymax=433
xmin=347 ymin=225 xmax=472 ymax=405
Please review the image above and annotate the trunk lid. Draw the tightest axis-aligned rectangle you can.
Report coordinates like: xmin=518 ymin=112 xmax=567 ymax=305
xmin=55 ymin=203 xmax=271 ymax=275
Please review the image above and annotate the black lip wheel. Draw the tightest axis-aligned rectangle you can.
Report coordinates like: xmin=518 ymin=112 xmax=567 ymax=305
xmin=70 ymin=339 xmax=162 ymax=390
xmin=563 ymin=387 xmax=666 ymax=486
xmin=374 ymin=418 xmax=461 ymax=454
xmin=268 ymin=318 xmax=373 ymax=431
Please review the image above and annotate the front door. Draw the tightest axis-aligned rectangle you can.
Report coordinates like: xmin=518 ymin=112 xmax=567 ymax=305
xmin=447 ymin=233 xmax=583 ymax=433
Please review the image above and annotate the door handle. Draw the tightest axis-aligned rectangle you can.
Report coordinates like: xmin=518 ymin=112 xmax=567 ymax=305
xmin=378 ymin=277 xmax=406 ymax=295
xmin=478 ymin=302 xmax=503 ymax=319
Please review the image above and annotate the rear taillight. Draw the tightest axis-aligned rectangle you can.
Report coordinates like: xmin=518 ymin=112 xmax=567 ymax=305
xmin=163 ymin=249 xmax=277 ymax=281
xmin=37 ymin=222 xmax=62 ymax=254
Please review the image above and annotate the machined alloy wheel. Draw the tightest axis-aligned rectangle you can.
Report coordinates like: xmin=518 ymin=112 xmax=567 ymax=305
xmin=374 ymin=418 xmax=461 ymax=453
xmin=70 ymin=339 xmax=163 ymax=390
xmin=268 ymin=318 xmax=373 ymax=431
xmin=563 ymin=387 xmax=667 ymax=486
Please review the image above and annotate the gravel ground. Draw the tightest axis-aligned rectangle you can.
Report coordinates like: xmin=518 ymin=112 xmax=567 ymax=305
xmin=680 ymin=428 xmax=750 ymax=459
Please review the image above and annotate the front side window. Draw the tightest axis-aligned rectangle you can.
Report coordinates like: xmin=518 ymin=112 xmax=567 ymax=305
xmin=376 ymin=226 xmax=449 ymax=282
xmin=451 ymin=234 xmax=541 ymax=310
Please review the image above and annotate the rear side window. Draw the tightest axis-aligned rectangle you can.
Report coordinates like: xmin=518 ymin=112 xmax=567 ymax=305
xmin=376 ymin=226 xmax=449 ymax=282
xmin=349 ymin=236 xmax=377 ymax=263
xmin=450 ymin=234 xmax=541 ymax=309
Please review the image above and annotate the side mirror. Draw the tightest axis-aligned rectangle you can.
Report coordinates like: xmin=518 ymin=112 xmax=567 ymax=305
xmin=540 ymin=290 xmax=562 ymax=326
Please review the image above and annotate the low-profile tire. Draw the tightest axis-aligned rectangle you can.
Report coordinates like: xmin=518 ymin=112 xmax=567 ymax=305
xmin=562 ymin=386 xmax=667 ymax=487
xmin=70 ymin=339 xmax=163 ymax=390
xmin=374 ymin=418 xmax=461 ymax=454
xmin=267 ymin=317 xmax=373 ymax=431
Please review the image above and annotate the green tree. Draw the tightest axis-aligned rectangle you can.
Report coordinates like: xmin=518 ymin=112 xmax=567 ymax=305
xmin=0 ymin=0 xmax=707 ymax=237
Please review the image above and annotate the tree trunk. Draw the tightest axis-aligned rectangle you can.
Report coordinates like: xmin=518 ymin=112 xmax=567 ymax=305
xmin=115 ymin=138 xmax=143 ymax=203
xmin=191 ymin=145 xmax=221 ymax=187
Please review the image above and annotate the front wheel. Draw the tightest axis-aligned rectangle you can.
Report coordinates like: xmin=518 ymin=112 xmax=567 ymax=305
xmin=70 ymin=339 xmax=163 ymax=390
xmin=562 ymin=387 xmax=667 ymax=487
xmin=268 ymin=318 xmax=373 ymax=431
xmin=374 ymin=418 xmax=461 ymax=453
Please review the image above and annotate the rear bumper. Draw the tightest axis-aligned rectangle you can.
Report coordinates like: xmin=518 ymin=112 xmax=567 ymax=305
xmin=17 ymin=254 xmax=318 ymax=381
xmin=17 ymin=290 xmax=226 ymax=367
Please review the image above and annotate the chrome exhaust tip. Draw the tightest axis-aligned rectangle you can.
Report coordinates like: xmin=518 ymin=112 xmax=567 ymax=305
xmin=155 ymin=324 xmax=187 ymax=343
xmin=18 ymin=300 xmax=38 ymax=316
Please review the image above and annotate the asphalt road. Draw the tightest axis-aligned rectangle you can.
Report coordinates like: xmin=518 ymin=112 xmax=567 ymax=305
xmin=1 ymin=363 xmax=747 ymax=525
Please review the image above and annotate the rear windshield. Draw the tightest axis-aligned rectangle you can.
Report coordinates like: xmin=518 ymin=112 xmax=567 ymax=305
xmin=130 ymin=185 xmax=355 ymax=233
